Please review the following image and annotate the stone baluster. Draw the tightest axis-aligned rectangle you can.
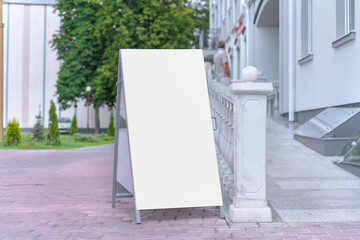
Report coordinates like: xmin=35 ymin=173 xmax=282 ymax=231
xmin=228 ymin=66 xmax=273 ymax=223
xmin=225 ymin=100 xmax=232 ymax=170
xmin=223 ymin=100 xmax=229 ymax=165
xmin=220 ymin=97 xmax=226 ymax=156
xmin=229 ymin=103 xmax=234 ymax=170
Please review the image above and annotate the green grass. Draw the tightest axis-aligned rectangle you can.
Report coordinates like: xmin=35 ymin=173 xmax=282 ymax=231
xmin=0 ymin=134 xmax=114 ymax=150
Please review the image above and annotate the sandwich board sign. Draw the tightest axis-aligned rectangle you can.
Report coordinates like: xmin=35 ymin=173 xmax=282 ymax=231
xmin=112 ymin=49 xmax=223 ymax=223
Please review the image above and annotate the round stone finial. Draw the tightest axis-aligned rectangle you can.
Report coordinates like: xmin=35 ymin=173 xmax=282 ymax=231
xmin=241 ymin=66 xmax=259 ymax=82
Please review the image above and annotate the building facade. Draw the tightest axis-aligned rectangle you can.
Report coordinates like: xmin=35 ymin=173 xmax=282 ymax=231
xmin=209 ymin=0 xmax=360 ymax=122
xmin=2 ymin=0 xmax=111 ymax=130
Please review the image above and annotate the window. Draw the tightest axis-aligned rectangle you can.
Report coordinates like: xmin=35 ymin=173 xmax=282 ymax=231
xmin=220 ymin=0 xmax=223 ymax=22
xmin=235 ymin=0 xmax=240 ymax=22
xmin=298 ymin=0 xmax=313 ymax=64
xmin=333 ymin=0 xmax=355 ymax=48
xmin=336 ymin=0 xmax=355 ymax=38
xmin=224 ymin=0 xmax=228 ymax=35
xmin=229 ymin=0 xmax=233 ymax=30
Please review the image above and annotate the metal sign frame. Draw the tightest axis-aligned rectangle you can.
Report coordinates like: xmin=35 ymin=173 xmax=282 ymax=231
xmin=111 ymin=52 xmax=141 ymax=223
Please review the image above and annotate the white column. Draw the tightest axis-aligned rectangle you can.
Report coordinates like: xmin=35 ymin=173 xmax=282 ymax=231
xmin=228 ymin=81 xmax=273 ymax=222
xmin=288 ymin=0 xmax=296 ymax=121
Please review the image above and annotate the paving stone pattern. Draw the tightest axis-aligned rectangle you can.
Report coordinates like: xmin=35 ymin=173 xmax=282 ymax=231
xmin=266 ymin=118 xmax=360 ymax=222
xmin=1 ymin=138 xmax=360 ymax=239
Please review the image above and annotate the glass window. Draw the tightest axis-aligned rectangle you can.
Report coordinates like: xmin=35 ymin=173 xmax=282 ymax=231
xmin=337 ymin=127 xmax=360 ymax=166
xmin=235 ymin=0 xmax=240 ymax=22
xmin=336 ymin=0 xmax=355 ymax=38
xmin=301 ymin=0 xmax=312 ymax=57
xmin=349 ymin=0 xmax=355 ymax=31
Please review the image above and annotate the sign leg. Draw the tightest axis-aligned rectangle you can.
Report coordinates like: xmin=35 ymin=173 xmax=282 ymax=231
xmin=112 ymin=193 xmax=116 ymax=208
xmin=135 ymin=209 xmax=141 ymax=224
xmin=220 ymin=206 xmax=225 ymax=219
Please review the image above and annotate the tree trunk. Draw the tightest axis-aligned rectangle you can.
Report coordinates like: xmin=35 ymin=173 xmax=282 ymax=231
xmin=94 ymin=105 xmax=100 ymax=134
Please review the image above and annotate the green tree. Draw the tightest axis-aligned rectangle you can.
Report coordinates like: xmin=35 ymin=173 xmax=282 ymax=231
xmin=32 ymin=110 xmax=45 ymax=140
xmin=47 ymin=100 xmax=61 ymax=145
xmin=52 ymin=0 xmax=102 ymax=133
xmin=93 ymin=0 xmax=131 ymax=109
xmin=52 ymin=0 xmax=207 ymax=127
xmin=5 ymin=118 xmax=22 ymax=146
xmin=94 ymin=0 xmax=195 ymax=108
xmin=190 ymin=0 xmax=209 ymax=48
xmin=107 ymin=113 xmax=115 ymax=137
xmin=69 ymin=114 xmax=78 ymax=135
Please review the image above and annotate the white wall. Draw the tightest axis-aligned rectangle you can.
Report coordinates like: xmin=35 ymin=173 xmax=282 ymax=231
xmin=44 ymin=5 xmax=60 ymax=127
xmin=7 ymin=4 xmax=24 ymax=126
xmin=3 ymin=3 xmax=111 ymax=129
xmin=212 ymin=0 xmax=360 ymax=116
xmin=295 ymin=0 xmax=360 ymax=112
xmin=3 ymin=3 xmax=7 ymax=126
xmin=28 ymin=5 xmax=45 ymax=128
xmin=251 ymin=0 xmax=360 ymax=115
xmin=254 ymin=27 xmax=279 ymax=81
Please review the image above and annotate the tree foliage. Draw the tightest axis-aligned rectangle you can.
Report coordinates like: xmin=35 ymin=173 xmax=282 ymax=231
xmin=32 ymin=110 xmax=45 ymax=141
xmin=69 ymin=114 xmax=79 ymax=135
xmin=52 ymin=0 xmax=102 ymax=109
xmin=190 ymin=0 xmax=210 ymax=48
xmin=52 ymin=0 xmax=209 ymax=115
xmin=47 ymin=100 xmax=61 ymax=145
xmin=107 ymin=113 xmax=115 ymax=137
xmin=94 ymin=0 xmax=196 ymax=108
xmin=5 ymin=118 xmax=22 ymax=146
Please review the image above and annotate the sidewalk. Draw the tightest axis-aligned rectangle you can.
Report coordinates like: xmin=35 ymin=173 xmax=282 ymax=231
xmin=0 ymin=120 xmax=360 ymax=239
xmin=267 ymin=118 xmax=360 ymax=222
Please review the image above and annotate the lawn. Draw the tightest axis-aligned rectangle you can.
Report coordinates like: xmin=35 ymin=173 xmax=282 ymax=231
xmin=0 ymin=134 xmax=115 ymax=150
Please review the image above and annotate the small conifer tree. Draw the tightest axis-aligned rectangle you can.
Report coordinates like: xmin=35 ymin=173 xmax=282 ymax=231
xmin=69 ymin=114 xmax=78 ymax=135
xmin=32 ymin=109 xmax=45 ymax=140
xmin=107 ymin=113 xmax=115 ymax=137
xmin=5 ymin=118 xmax=22 ymax=146
xmin=47 ymin=100 xmax=61 ymax=145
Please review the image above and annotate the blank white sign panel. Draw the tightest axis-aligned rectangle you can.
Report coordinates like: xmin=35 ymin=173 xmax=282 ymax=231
xmin=120 ymin=49 xmax=223 ymax=210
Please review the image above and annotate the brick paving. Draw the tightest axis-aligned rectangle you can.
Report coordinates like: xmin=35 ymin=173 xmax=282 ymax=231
xmin=1 ymin=148 xmax=360 ymax=239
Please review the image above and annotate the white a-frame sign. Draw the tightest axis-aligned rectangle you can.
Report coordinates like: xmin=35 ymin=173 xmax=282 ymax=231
xmin=112 ymin=49 xmax=223 ymax=224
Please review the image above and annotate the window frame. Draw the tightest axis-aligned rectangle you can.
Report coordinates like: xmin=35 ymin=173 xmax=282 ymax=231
xmin=333 ymin=0 xmax=356 ymax=48
xmin=298 ymin=0 xmax=313 ymax=65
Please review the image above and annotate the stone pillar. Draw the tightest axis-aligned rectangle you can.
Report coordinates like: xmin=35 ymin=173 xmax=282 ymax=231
xmin=228 ymin=80 xmax=273 ymax=222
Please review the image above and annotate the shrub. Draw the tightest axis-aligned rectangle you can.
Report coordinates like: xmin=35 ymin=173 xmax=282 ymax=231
xmin=101 ymin=135 xmax=114 ymax=141
xmin=107 ymin=113 xmax=115 ymax=137
xmin=95 ymin=133 xmax=107 ymax=139
xmin=5 ymin=118 xmax=22 ymax=146
xmin=46 ymin=100 xmax=61 ymax=145
xmin=32 ymin=110 xmax=45 ymax=140
xmin=69 ymin=114 xmax=78 ymax=135
xmin=72 ymin=133 xmax=99 ymax=143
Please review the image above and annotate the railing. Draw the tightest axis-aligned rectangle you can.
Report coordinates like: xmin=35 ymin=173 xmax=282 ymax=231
xmin=207 ymin=79 xmax=273 ymax=222
xmin=208 ymin=81 xmax=235 ymax=170
xmin=267 ymin=80 xmax=279 ymax=117
xmin=208 ymin=81 xmax=235 ymax=202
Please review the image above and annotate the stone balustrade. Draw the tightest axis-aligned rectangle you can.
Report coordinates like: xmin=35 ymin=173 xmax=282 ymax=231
xmin=267 ymin=80 xmax=279 ymax=117
xmin=208 ymin=79 xmax=273 ymax=223
xmin=208 ymin=81 xmax=235 ymax=203
xmin=208 ymin=81 xmax=235 ymax=171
